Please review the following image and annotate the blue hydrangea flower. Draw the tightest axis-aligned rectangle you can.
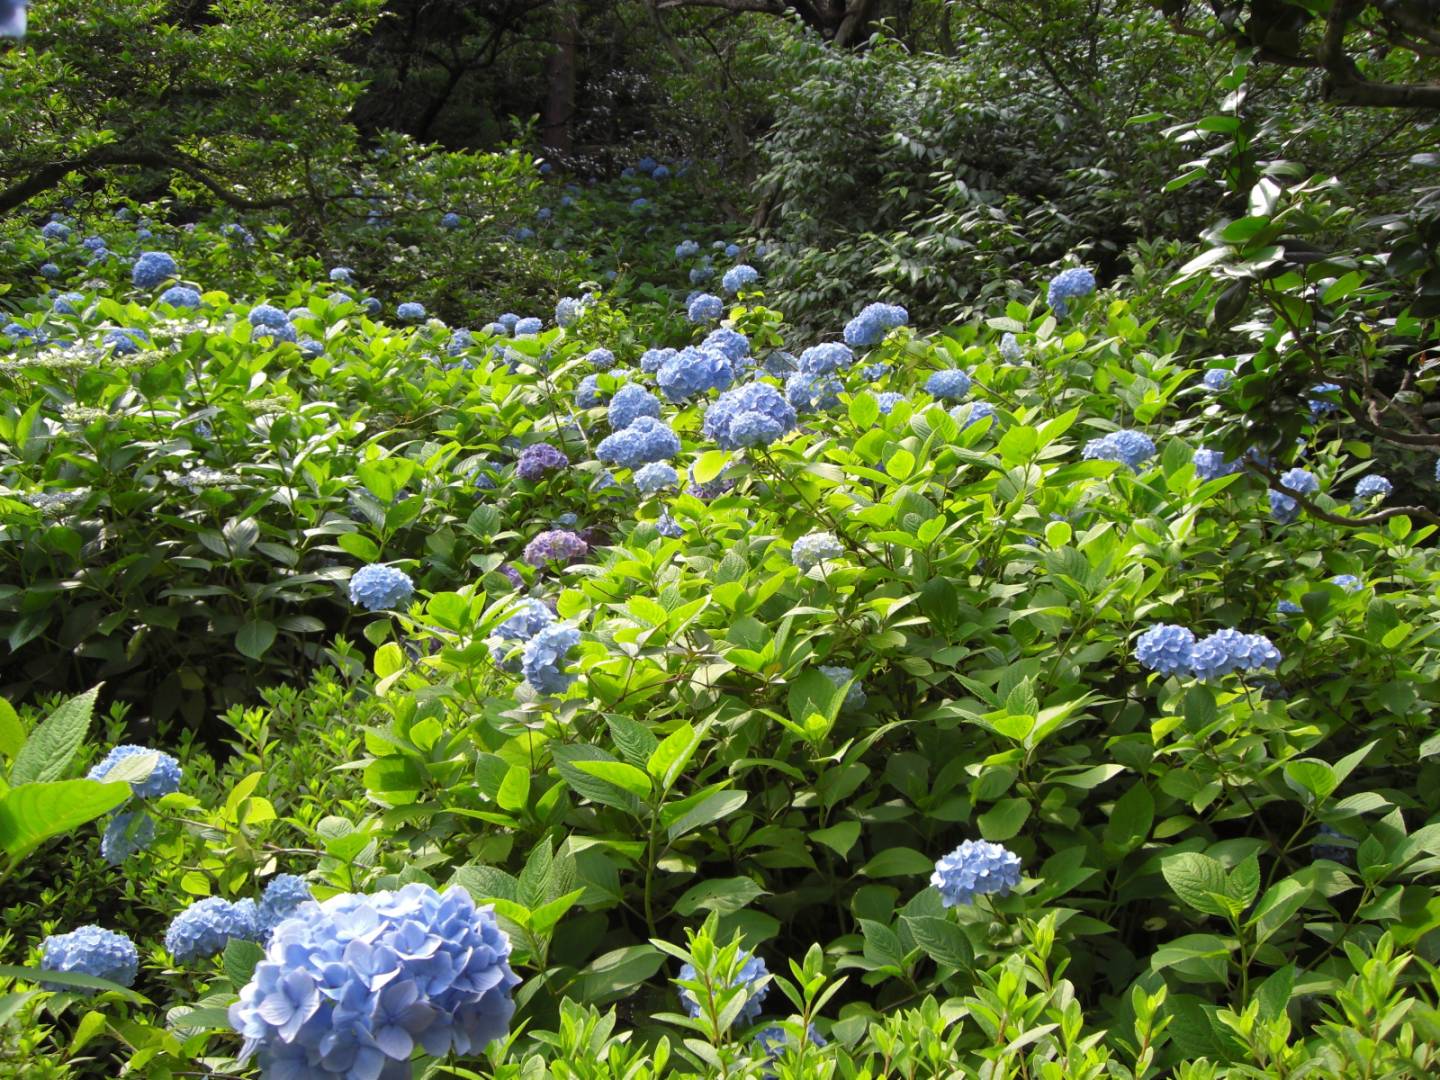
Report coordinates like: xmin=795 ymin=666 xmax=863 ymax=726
xmin=585 ymin=347 xmax=615 ymax=370
xmin=843 ymin=303 xmax=908 ymax=348
xmin=229 ymin=884 xmax=519 ymax=1074
xmin=677 ymin=953 xmax=768 ymax=1027
xmin=1355 ymin=475 xmax=1391 ymax=501
xmin=675 ymin=240 xmax=700 ymax=259
xmin=515 ymin=225 xmax=536 ymax=241
xmin=687 ymin=464 xmax=738 ymax=499
xmin=1082 ymin=430 xmax=1156 ymax=470
xmin=256 ymin=875 xmax=314 ymax=939
xmin=88 ymin=744 xmax=183 ymax=799
xmin=1435 ymin=459 xmax=1440 ymax=483
xmin=40 ymin=926 xmax=138 ymax=994
xmin=80 ymin=235 xmax=106 ymax=253
xmin=1046 ymin=267 xmax=1096 ymax=317
xmin=497 ymin=313 xmax=521 ymax=333
xmin=877 ymin=392 xmax=906 ymax=415
xmin=1193 ymin=448 xmax=1242 ymax=481
xmin=755 ymin=1023 xmax=826 ymax=1066
xmin=609 ymin=383 xmax=663 ymax=431
xmin=514 ymin=317 xmax=543 ymax=336
xmin=41 ymin=221 xmax=70 ymax=241
xmin=329 ymin=267 xmax=355 ymax=284
xmin=640 ymin=347 xmax=676 ymax=375
xmin=785 ymin=371 xmax=842 ymax=412
xmin=3 ymin=322 xmax=35 ymax=342
xmin=299 ymin=339 xmax=324 ymax=358
xmin=798 ymin=343 xmax=854 ymax=375
xmin=637 ymin=157 xmax=658 ymax=174
xmin=556 ymin=297 xmax=584 ymax=327
xmin=104 ymin=328 xmax=148 ymax=355
xmin=702 ymin=327 xmax=750 ymax=364
xmin=704 ymin=382 xmax=796 ymax=450
xmin=652 ymin=165 xmax=671 ymax=180
xmin=40 ymin=262 xmax=60 ymax=278
xmin=725 ymin=243 xmax=741 ymax=259
xmin=820 ymin=665 xmax=866 ymax=711
xmin=576 ymin=374 xmax=604 ymax=410
xmin=523 ymin=529 xmax=588 ymax=568
xmin=253 ymin=321 xmax=298 ymax=345
xmin=596 ymin=416 xmax=681 ymax=468
xmin=348 ymin=565 xmax=415 ymax=611
xmin=792 ymin=531 xmax=844 ymax=571
xmin=1331 ymin=574 xmax=1363 ymax=591
xmin=131 ymin=251 xmax=178 ymax=288
xmin=689 ymin=263 xmax=715 ymax=285
xmin=1135 ymin=624 xmax=1196 ymax=676
xmin=440 ymin=212 xmax=462 ymax=229
xmin=999 ymin=333 xmax=1023 ymax=363
xmin=53 ymin=292 xmax=85 ymax=315
xmin=221 ymin=223 xmax=254 ymax=245
xmin=488 ymin=598 xmax=556 ymax=671
xmin=361 ymin=297 xmax=382 ymax=316
xmin=630 ymin=198 xmax=650 ymax=213
xmin=634 ymin=462 xmax=678 ymax=494
xmin=397 ymin=302 xmax=426 ymax=322
xmin=1270 ymin=467 xmax=1319 ymax=524
xmin=657 ymin=509 xmax=685 ymax=538
xmin=156 ymin=285 xmax=200 ymax=308
xmin=687 ymin=293 xmax=724 ymax=323
xmin=950 ymin=401 xmax=997 ymax=430
xmin=249 ymin=304 xmax=289 ymax=328
xmin=1307 ymin=383 xmax=1342 ymax=419
xmin=516 ymin=442 xmax=568 ymax=481
xmin=1188 ymin=629 xmax=1283 ymax=681
xmin=522 ymin=623 xmax=581 ymax=694
xmin=721 ymin=264 xmax=759 ymax=294
xmin=1278 ymin=600 xmax=1303 ymax=615
xmin=100 ymin=811 xmax=156 ymax=865
xmin=166 ymin=897 xmax=260 ymax=961
xmin=925 ymin=369 xmax=972 ymax=401
xmin=931 ymin=840 xmax=1022 ymax=907
xmin=1202 ymin=369 xmax=1233 ymax=391
xmin=658 ymin=347 xmax=734 ymax=402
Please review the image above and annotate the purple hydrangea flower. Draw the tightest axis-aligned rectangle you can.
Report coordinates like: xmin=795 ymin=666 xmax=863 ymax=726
xmin=523 ymin=529 xmax=588 ymax=568
xmin=516 ymin=442 xmax=568 ymax=481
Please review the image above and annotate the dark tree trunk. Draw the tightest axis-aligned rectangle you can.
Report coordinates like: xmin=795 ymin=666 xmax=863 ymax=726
xmin=541 ymin=5 xmax=579 ymax=156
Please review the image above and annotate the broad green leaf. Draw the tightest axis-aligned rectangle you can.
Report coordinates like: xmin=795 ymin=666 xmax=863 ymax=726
xmin=1104 ymin=781 xmax=1155 ymax=854
xmin=9 ymin=687 xmax=98 ymax=786
xmin=1161 ymin=852 xmax=1233 ymax=918
xmin=0 ymin=780 xmax=130 ymax=860
xmin=223 ymin=939 xmax=265 ymax=987
xmin=572 ymin=759 xmax=652 ymax=799
xmin=235 ymin=620 xmax=277 ymax=661
xmin=0 ymin=699 xmax=23 ymax=761
xmin=861 ymin=847 xmax=934 ymax=878
xmin=673 ymin=876 xmax=767 ymax=917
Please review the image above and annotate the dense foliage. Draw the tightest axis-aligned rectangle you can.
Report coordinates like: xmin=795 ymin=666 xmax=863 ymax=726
xmin=2 ymin=0 xmax=1440 ymax=1077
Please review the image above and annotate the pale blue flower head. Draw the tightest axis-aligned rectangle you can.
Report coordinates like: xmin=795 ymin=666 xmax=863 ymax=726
xmin=1082 ymin=430 xmax=1156 ymax=470
xmin=489 ymin=599 xmax=556 ymax=671
xmin=522 ymin=623 xmax=581 ymax=694
xmin=633 ymin=462 xmax=678 ymax=494
xmin=675 ymin=240 xmax=700 ymax=259
xmin=721 ymin=264 xmax=759 ymax=294
xmin=41 ymin=926 xmax=138 ymax=993
xmin=1202 ymin=369 xmax=1232 ymax=391
xmin=1193 ymin=448 xmax=1241 ymax=481
xmin=610 ymin=383 xmax=663 ymax=430
xmin=158 ymin=286 xmax=201 ymax=308
xmin=556 ymin=297 xmax=584 ymax=327
xmin=999 ymin=333 xmax=1023 ymax=363
xmin=397 ymin=302 xmax=426 ymax=322
xmin=166 ymin=897 xmax=260 ymax=962
xmin=1330 ymin=573 xmax=1363 ymax=592
xmin=348 ymin=565 xmax=415 ymax=611
xmin=329 ymin=267 xmax=355 ymax=284
xmin=658 ymin=347 xmax=734 ymax=402
xmin=798 ymin=342 xmax=854 ymax=375
xmin=104 ymin=328 xmax=148 ymax=355
xmin=925 ymin=369 xmax=972 ymax=401
xmin=702 ymin=327 xmax=749 ymax=363
xmin=585 ymin=347 xmax=615 ymax=370
xmin=792 ymin=531 xmax=844 ymax=571
xmin=1135 ymin=624 xmax=1196 ymax=676
xmin=950 ymin=401 xmax=997 ymax=430
xmin=704 ymin=382 xmax=796 ymax=450
xmin=596 ymin=416 xmax=681 ymax=468
xmin=1307 ymin=383 xmax=1342 ymax=419
xmin=785 ymin=371 xmax=841 ymax=412
xmin=1355 ymin=475 xmax=1391 ymax=501
xmin=1046 ymin=267 xmax=1096 ymax=317
xmin=820 ymin=664 xmax=866 ymax=710
xmin=256 ymin=875 xmax=314 ymax=939
xmin=249 ymin=304 xmax=289 ymax=328
xmin=931 ymin=840 xmax=1021 ymax=906
xmin=687 ymin=293 xmax=724 ymax=323
xmin=88 ymin=744 xmax=183 ymax=799
xmin=131 ymin=251 xmax=178 ymax=288
xmin=101 ymin=811 xmax=155 ymax=865
xmin=843 ymin=302 xmax=907 ymax=348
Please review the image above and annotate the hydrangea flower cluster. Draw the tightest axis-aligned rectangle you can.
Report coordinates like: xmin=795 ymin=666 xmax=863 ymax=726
xmin=687 ymin=293 xmax=724 ymax=323
xmin=843 ymin=302 xmax=908 ymax=348
xmin=101 ymin=811 xmax=156 ymax=865
xmin=755 ymin=1023 xmax=826 ymax=1067
xmin=397 ymin=302 xmax=426 ymax=322
xmin=329 ymin=267 xmax=354 ymax=284
xmin=721 ymin=264 xmax=759 ymax=294
xmin=951 ymin=401 xmax=997 ymax=431
xmin=1308 ymin=382 xmax=1342 ymax=419
xmin=785 ymin=371 xmax=842 ymax=413
xmin=1331 ymin=574 xmax=1362 ymax=591
xmin=1278 ymin=599 xmax=1303 ymax=615
xmin=1202 ymin=368 xmax=1233 ymax=391
xmin=1355 ymin=475 xmax=1392 ymax=501
xmin=610 ymin=383 xmax=663 ymax=430
xmin=229 ymin=884 xmax=519 ymax=1078
xmin=516 ymin=442 xmax=568 ymax=481
xmin=585 ymin=347 xmax=615 ymax=370
xmin=166 ymin=896 xmax=260 ymax=961
xmin=255 ymin=875 xmax=314 ymax=938
xmin=792 ymin=531 xmax=844 ymax=571
xmin=1136 ymin=624 xmax=1282 ymax=680
xmin=633 ymin=462 xmax=678 ymax=494
xmin=702 ymin=327 xmax=750 ymax=364
xmin=657 ymin=509 xmax=685 ymax=538
xmin=576 ymin=374 xmax=604 ymax=410
xmin=597 ymin=416 xmax=681 ymax=469
xmin=820 ymin=665 xmax=867 ymax=711
xmin=523 ymin=529 xmax=589 ymax=568
xmin=556 ymin=297 xmax=585 ymax=327
xmin=1046 ymin=267 xmax=1096 ymax=316
xmin=488 ymin=599 xmax=556 ymax=671
xmin=159 ymin=285 xmax=201 ymax=308
xmin=348 ymin=565 xmax=415 ymax=611
xmin=703 ymin=382 xmax=797 ymax=450
xmin=514 ymin=317 xmax=543 ymax=336
xmin=1082 ymin=429 xmax=1156 ymax=470
xmin=1193 ymin=448 xmax=1242 ymax=481
xmin=931 ymin=840 xmax=1022 ymax=907
xmin=521 ymin=623 xmax=582 ymax=694
xmin=925 ymin=369 xmax=972 ymax=401
xmin=131 ymin=251 xmax=177 ymax=288
xmin=658 ymin=347 xmax=735 ymax=401
xmin=677 ymin=953 xmax=769 ymax=1027
xmin=640 ymin=347 xmax=677 ymax=374
xmin=877 ymin=392 xmax=906 ymax=415
xmin=999 ymin=333 xmax=1023 ymax=363
xmin=798 ymin=343 xmax=854 ymax=375
xmin=440 ymin=212 xmax=462 ymax=229
xmin=104 ymin=328 xmax=148 ymax=355
xmin=1269 ymin=467 xmax=1319 ymax=524
xmin=675 ymin=239 xmax=700 ymax=258
xmin=40 ymin=926 xmax=139 ymax=993
xmin=88 ymin=744 xmax=183 ymax=798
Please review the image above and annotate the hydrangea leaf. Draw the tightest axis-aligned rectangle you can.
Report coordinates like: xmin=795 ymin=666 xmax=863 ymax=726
xmin=0 ymin=779 xmax=130 ymax=860
xmin=9 ymin=686 xmax=98 ymax=786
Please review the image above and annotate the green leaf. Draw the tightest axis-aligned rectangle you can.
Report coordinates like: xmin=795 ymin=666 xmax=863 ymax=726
xmin=1103 ymin=782 xmax=1155 ymax=854
xmin=977 ymin=797 xmax=1031 ymax=842
xmin=0 ymin=780 xmax=129 ymax=860
xmin=1283 ymin=759 xmax=1338 ymax=804
xmin=235 ymin=620 xmax=277 ymax=661
xmin=903 ymin=914 xmax=973 ymax=969
xmin=673 ymin=876 xmax=767 ymax=917
xmin=0 ymin=965 xmax=146 ymax=1002
xmin=663 ymin=787 xmax=747 ymax=841
xmin=337 ymin=532 xmax=381 ymax=562
xmin=552 ymin=745 xmax=645 ymax=815
xmin=647 ymin=723 xmax=701 ymax=789
xmin=861 ymin=847 xmax=934 ymax=878
xmin=9 ymin=687 xmax=98 ymax=786
xmin=1161 ymin=852 xmax=1234 ymax=918
xmin=849 ymin=392 xmax=880 ymax=430
xmin=573 ymin=945 xmax=665 ymax=1005
xmin=0 ymin=699 xmax=23 ymax=761
xmin=810 ymin=821 xmax=861 ymax=858
xmin=692 ymin=450 xmax=729 ymax=484
xmin=572 ymin=759 xmax=652 ymax=799
xmin=223 ymin=939 xmax=265 ymax=987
